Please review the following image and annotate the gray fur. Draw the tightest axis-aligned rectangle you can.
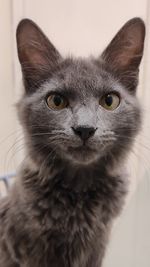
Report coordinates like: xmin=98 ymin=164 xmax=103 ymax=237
xmin=0 ymin=18 xmax=145 ymax=266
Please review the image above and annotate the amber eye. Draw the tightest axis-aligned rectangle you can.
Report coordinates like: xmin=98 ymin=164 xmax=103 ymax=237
xmin=46 ymin=94 xmax=68 ymax=110
xmin=100 ymin=93 xmax=120 ymax=110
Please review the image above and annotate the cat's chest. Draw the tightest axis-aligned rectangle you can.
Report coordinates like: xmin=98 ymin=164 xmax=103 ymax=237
xmin=19 ymin=170 xmax=125 ymax=267
xmin=37 ymin=187 xmax=100 ymax=236
xmin=33 ymin=174 xmax=115 ymax=248
xmin=32 ymin=189 xmax=103 ymax=267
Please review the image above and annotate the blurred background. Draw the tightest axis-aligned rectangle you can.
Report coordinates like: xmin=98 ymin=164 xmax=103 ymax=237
xmin=0 ymin=0 xmax=150 ymax=266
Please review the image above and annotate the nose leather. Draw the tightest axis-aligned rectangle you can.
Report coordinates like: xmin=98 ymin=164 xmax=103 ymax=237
xmin=72 ymin=126 xmax=96 ymax=141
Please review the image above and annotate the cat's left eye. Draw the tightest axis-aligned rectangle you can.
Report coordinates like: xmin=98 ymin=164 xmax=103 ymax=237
xmin=46 ymin=94 xmax=68 ymax=110
xmin=99 ymin=93 xmax=120 ymax=111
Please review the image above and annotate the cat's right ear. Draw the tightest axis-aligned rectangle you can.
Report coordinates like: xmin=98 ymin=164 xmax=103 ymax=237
xmin=16 ymin=19 xmax=62 ymax=92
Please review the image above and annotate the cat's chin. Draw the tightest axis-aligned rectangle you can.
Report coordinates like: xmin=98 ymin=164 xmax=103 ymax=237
xmin=61 ymin=145 xmax=101 ymax=165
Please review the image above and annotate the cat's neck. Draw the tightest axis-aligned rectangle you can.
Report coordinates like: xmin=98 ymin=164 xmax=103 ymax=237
xmin=17 ymin=154 xmax=128 ymax=204
xmin=11 ymin=153 xmax=128 ymax=245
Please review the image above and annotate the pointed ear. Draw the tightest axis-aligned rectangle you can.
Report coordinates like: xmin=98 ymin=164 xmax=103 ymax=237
xmin=16 ymin=19 xmax=62 ymax=92
xmin=101 ymin=18 xmax=145 ymax=91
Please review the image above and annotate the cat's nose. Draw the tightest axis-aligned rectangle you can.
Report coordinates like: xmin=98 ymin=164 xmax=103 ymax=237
xmin=72 ymin=126 xmax=96 ymax=141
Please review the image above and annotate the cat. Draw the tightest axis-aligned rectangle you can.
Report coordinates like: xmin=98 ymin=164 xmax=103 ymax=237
xmin=0 ymin=17 xmax=145 ymax=267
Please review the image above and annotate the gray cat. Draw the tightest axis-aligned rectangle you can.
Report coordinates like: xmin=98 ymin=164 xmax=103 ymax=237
xmin=0 ymin=17 xmax=145 ymax=267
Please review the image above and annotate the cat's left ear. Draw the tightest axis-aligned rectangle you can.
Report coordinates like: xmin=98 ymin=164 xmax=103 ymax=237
xmin=16 ymin=19 xmax=62 ymax=92
xmin=101 ymin=18 xmax=145 ymax=91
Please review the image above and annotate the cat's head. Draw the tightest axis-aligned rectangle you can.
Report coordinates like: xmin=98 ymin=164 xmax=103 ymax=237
xmin=16 ymin=18 xmax=145 ymax=167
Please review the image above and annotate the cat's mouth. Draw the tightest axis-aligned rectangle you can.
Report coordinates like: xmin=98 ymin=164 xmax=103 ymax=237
xmin=68 ymin=143 xmax=95 ymax=152
xmin=64 ymin=143 xmax=99 ymax=164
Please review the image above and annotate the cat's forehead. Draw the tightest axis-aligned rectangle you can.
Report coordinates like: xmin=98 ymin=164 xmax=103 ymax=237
xmin=58 ymin=58 xmax=110 ymax=85
xmin=43 ymin=58 xmax=121 ymax=97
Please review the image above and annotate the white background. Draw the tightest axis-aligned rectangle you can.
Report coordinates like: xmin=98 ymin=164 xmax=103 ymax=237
xmin=0 ymin=0 xmax=150 ymax=266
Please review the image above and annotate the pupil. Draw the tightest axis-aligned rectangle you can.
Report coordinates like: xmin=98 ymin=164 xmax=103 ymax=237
xmin=53 ymin=96 xmax=62 ymax=106
xmin=105 ymin=95 xmax=113 ymax=106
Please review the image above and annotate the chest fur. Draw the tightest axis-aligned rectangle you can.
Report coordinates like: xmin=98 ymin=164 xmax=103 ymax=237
xmin=20 ymin=187 xmax=113 ymax=266
xmin=7 ymin=170 xmax=126 ymax=267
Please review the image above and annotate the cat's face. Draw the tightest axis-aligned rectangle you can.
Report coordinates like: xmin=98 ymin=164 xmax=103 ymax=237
xmin=16 ymin=18 xmax=145 ymax=166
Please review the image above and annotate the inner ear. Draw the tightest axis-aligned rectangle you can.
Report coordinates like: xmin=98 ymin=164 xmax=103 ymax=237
xmin=101 ymin=18 xmax=145 ymax=72
xmin=16 ymin=19 xmax=62 ymax=91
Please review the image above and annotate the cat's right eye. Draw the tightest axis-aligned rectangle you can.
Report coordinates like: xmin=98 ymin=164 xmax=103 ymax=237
xmin=46 ymin=94 xmax=68 ymax=110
